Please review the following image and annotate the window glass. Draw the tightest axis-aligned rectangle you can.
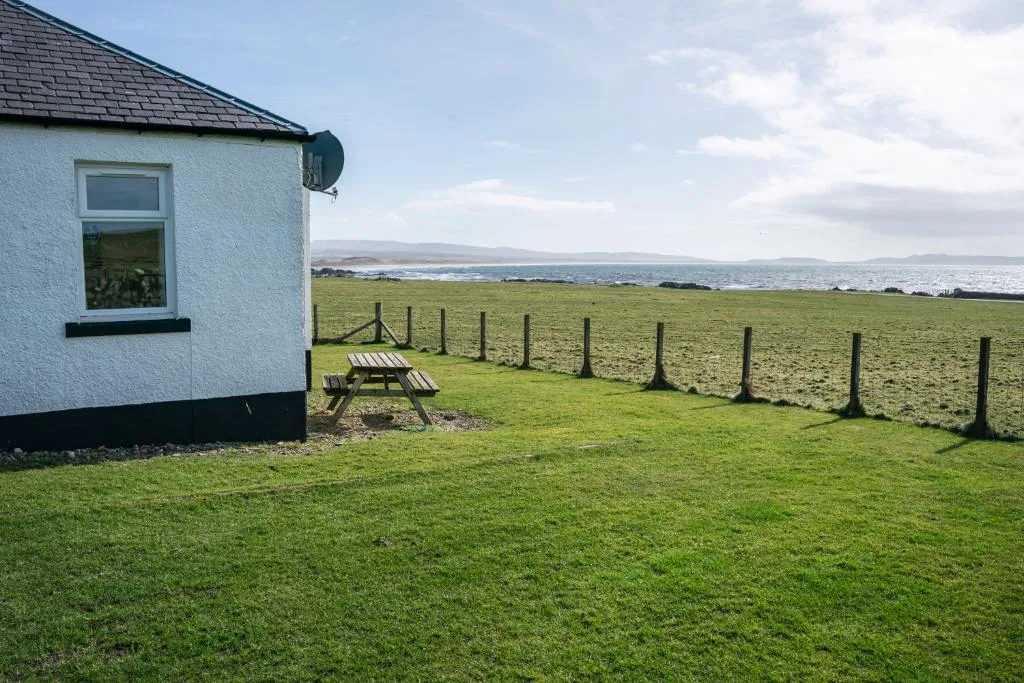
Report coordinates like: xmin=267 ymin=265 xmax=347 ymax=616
xmin=82 ymin=222 xmax=167 ymax=310
xmin=85 ymin=175 xmax=160 ymax=212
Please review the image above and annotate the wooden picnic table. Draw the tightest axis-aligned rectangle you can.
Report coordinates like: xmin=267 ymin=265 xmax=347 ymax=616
xmin=322 ymin=351 xmax=439 ymax=426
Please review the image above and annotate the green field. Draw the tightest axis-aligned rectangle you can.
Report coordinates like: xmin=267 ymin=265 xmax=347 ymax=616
xmin=2 ymin=346 xmax=1022 ymax=680
xmin=314 ymin=279 xmax=1024 ymax=437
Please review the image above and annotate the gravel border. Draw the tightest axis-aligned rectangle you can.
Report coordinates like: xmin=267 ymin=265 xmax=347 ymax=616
xmin=0 ymin=404 xmax=489 ymax=470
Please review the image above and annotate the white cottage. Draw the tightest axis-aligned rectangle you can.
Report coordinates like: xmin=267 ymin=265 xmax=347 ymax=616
xmin=0 ymin=0 xmax=322 ymax=450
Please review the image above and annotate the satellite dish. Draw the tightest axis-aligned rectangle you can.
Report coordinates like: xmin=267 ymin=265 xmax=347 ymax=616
xmin=302 ymin=130 xmax=344 ymax=192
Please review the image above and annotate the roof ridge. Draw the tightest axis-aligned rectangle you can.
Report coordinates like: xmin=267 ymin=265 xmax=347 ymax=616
xmin=2 ymin=0 xmax=308 ymax=135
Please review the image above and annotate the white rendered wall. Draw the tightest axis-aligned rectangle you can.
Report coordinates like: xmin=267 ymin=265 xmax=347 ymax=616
xmin=302 ymin=187 xmax=312 ymax=350
xmin=0 ymin=123 xmax=308 ymax=416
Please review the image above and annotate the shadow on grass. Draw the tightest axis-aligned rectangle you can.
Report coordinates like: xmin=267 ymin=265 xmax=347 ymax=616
xmin=936 ymin=438 xmax=973 ymax=455
xmin=601 ymin=388 xmax=646 ymax=396
xmin=802 ymin=417 xmax=844 ymax=430
xmin=0 ymin=450 xmax=175 ymax=473
xmin=692 ymin=401 xmax=738 ymax=410
xmin=0 ymin=459 xmax=68 ymax=473
xmin=521 ymin=374 xmax=575 ymax=383
xmin=435 ymin=356 xmax=478 ymax=365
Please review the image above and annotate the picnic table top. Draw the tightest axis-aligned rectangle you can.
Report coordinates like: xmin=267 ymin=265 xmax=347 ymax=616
xmin=347 ymin=351 xmax=413 ymax=371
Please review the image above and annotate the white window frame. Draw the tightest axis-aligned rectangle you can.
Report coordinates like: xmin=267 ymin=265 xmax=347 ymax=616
xmin=76 ymin=166 xmax=167 ymax=218
xmin=76 ymin=164 xmax=176 ymax=320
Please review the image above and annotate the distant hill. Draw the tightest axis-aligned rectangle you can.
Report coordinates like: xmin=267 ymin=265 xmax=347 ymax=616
xmin=312 ymin=240 xmax=713 ymax=265
xmin=860 ymin=254 xmax=1024 ymax=265
xmin=311 ymin=241 xmax=1024 ymax=267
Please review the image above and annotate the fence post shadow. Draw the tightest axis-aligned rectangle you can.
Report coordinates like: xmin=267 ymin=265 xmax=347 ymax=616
xmin=936 ymin=438 xmax=973 ymax=455
xmin=802 ymin=416 xmax=844 ymax=429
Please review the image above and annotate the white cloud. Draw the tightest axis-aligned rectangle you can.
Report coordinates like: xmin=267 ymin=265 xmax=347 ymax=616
xmin=454 ymin=178 xmax=505 ymax=191
xmin=692 ymin=135 xmax=805 ymax=160
xmin=564 ymin=176 xmax=587 ymax=183
xmin=651 ymin=2 xmax=1024 ymax=237
xmin=801 ymin=0 xmax=984 ymax=20
xmin=405 ymin=179 xmax=615 ymax=214
xmin=629 ymin=142 xmax=651 ymax=153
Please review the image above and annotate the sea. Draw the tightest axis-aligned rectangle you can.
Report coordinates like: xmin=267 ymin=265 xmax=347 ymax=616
xmin=350 ymin=263 xmax=1024 ymax=296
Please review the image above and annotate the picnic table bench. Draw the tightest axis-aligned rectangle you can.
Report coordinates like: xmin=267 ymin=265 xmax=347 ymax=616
xmin=323 ymin=351 xmax=438 ymax=426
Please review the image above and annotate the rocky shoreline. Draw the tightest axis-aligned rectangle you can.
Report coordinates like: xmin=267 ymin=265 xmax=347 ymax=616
xmin=939 ymin=288 xmax=1024 ymax=301
xmin=501 ymin=278 xmax=572 ymax=284
xmin=311 ymin=267 xmax=358 ymax=277
xmin=657 ymin=281 xmax=714 ymax=291
xmin=829 ymin=286 xmax=1024 ymax=301
xmin=499 ymin=279 xmax=1022 ymax=300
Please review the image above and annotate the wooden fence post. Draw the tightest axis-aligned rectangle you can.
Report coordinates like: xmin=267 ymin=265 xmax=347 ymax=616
xmin=404 ymin=306 xmax=413 ymax=348
xmin=645 ymin=322 xmax=676 ymax=390
xmin=373 ymin=302 xmax=383 ymax=343
xmin=840 ymin=332 xmax=866 ymax=417
xmin=439 ymin=308 xmax=448 ymax=355
xmin=733 ymin=326 xmax=756 ymax=402
xmin=521 ymin=314 xmax=531 ymax=369
xmin=312 ymin=304 xmax=319 ymax=345
xmin=964 ymin=337 xmax=995 ymax=438
xmin=578 ymin=317 xmax=594 ymax=378
xmin=479 ymin=312 xmax=487 ymax=361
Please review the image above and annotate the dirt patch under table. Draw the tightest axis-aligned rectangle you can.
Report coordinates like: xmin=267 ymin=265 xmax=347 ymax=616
xmin=308 ymin=400 xmax=490 ymax=442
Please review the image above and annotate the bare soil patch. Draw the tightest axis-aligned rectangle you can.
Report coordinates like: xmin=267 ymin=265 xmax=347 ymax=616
xmin=308 ymin=400 xmax=489 ymax=442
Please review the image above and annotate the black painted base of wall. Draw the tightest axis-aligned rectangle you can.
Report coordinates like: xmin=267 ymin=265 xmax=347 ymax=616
xmin=0 ymin=392 xmax=307 ymax=452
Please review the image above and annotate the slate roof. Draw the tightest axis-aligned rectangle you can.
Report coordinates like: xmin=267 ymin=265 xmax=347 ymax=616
xmin=0 ymin=0 xmax=310 ymax=140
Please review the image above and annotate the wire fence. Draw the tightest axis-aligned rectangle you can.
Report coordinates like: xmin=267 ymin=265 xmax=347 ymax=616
xmin=314 ymin=302 xmax=1024 ymax=440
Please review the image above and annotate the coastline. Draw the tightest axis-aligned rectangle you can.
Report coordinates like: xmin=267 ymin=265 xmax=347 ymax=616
xmin=314 ymin=258 xmax=1024 ymax=270
xmin=312 ymin=269 xmax=1024 ymax=302
xmin=311 ymin=261 xmax=1024 ymax=298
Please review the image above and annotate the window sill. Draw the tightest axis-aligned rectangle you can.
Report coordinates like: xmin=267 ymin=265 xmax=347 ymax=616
xmin=65 ymin=317 xmax=191 ymax=338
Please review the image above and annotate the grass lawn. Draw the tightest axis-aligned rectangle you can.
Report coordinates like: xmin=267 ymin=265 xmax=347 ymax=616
xmin=312 ymin=279 xmax=1024 ymax=437
xmin=2 ymin=345 xmax=1023 ymax=680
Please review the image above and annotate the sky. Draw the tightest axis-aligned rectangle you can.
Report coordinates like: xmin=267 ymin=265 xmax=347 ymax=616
xmin=32 ymin=0 xmax=1024 ymax=260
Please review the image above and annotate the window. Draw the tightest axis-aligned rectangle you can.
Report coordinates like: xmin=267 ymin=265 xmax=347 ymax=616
xmin=76 ymin=166 xmax=174 ymax=317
